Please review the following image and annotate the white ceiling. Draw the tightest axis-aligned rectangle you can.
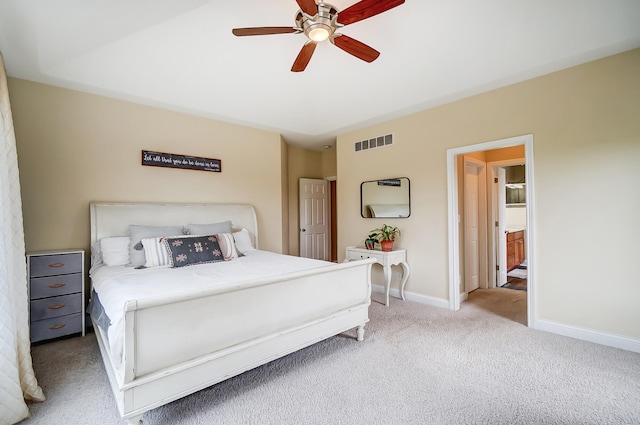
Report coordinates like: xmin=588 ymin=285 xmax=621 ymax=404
xmin=1 ymin=0 xmax=639 ymax=150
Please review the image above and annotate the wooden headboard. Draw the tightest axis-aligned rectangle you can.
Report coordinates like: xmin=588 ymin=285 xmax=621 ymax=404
xmin=89 ymin=202 xmax=258 ymax=248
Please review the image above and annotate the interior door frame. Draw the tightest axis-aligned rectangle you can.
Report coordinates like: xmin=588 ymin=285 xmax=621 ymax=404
xmin=446 ymin=134 xmax=536 ymax=328
xmin=326 ymin=176 xmax=337 ymax=262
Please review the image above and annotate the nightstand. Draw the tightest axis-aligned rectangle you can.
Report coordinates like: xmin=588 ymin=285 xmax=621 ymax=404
xmin=345 ymin=246 xmax=410 ymax=306
xmin=27 ymin=249 xmax=85 ymax=342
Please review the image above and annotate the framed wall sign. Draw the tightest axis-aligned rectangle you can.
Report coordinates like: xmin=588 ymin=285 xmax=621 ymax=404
xmin=142 ymin=150 xmax=221 ymax=173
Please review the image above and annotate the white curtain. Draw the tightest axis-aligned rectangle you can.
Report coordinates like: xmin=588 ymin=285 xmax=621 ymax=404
xmin=0 ymin=52 xmax=45 ymax=424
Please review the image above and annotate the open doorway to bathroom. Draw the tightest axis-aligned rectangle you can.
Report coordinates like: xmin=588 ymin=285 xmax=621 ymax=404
xmin=447 ymin=134 xmax=535 ymax=327
xmin=502 ymin=164 xmax=527 ymax=291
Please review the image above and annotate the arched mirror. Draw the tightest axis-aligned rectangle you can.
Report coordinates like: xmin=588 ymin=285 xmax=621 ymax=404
xmin=360 ymin=177 xmax=410 ymax=218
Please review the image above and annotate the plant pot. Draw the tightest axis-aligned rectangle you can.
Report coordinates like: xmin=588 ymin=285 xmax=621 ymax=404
xmin=365 ymin=239 xmax=376 ymax=250
xmin=380 ymin=240 xmax=394 ymax=252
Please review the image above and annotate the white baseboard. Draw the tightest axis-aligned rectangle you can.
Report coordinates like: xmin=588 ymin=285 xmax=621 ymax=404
xmin=534 ymin=319 xmax=640 ymax=354
xmin=372 ymin=285 xmax=449 ymax=310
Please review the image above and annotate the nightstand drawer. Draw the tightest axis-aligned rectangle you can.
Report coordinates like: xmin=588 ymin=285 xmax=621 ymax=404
xmin=29 ymin=252 xmax=83 ymax=278
xmin=346 ymin=251 xmax=380 ymax=261
xmin=30 ymin=273 xmax=82 ymax=300
xmin=30 ymin=293 xmax=82 ymax=321
xmin=30 ymin=313 xmax=82 ymax=343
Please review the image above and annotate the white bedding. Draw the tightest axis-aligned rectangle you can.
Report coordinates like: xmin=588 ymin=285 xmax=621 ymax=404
xmin=91 ymin=250 xmax=332 ymax=375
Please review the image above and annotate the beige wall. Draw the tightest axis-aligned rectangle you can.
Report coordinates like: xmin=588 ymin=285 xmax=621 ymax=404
xmin=337 ymin=48 xmax=640 ymax=340
xmin=10 ymin=78 xmax=286 ymax=255
xmin=321 ymin=148 xmax=337 ymax=177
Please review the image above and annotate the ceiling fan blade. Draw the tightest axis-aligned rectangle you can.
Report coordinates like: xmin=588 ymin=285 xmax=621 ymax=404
xmin=232 ymin=27 xmax=297 ymax=36
xmin=291 ymin=42 xmax=317 ymax=72
xmin=337 ymin=0 xmax=405 ymax=26
xmin=296 ymin=0 xmax=318 ymax=16
xmin=332 ymin=34 xmax=380 ymax=62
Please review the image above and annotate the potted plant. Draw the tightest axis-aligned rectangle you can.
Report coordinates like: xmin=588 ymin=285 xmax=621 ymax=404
xmin=364 ymin=232 xmax=378 ymax=250
xmin=368 ymin=224 xmax=401 ymax=252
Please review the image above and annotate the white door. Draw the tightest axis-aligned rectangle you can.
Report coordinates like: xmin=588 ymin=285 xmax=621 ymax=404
xmin=464 ymin=162 xmax=481 ymax=292
xmin=496 ymin=167 xmax=508 ymax=286
xmin=299 ymin=178 xmax=329 ymax=260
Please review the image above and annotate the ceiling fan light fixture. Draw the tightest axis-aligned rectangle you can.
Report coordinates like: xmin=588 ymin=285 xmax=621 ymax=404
xmin=233 ymin=0 xmax=406 ymax=72
xmin=307 ymin=24 xmax=331 ymax=42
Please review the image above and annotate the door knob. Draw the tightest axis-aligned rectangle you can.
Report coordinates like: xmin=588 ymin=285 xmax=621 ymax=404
xmin=300 ymin=229 xmax=306 ymax=232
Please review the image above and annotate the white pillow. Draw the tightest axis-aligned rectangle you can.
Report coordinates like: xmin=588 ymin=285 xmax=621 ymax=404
xmin=233 ymin=228 xmax=255 ymax=253
xmin=216 ymin=233 xmax=239 ymax=259
xmin=100 ymin=237 xmax=130 ymax=266
xmin=141 ymin=237 xmax=170 ymax=267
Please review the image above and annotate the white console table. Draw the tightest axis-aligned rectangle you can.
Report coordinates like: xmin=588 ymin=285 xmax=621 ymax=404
xmin=345 ymin=246 xmax=410 ymax=306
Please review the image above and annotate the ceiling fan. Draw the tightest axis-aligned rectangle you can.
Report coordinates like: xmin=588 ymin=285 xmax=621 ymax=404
xmin=232 ymin=0 xmax=405 ymax=72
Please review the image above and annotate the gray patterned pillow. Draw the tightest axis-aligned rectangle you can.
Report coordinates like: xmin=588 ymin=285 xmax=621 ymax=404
xmin=185 ymin=221 xmax=233 ymax=235
xmin=162 ymin=235 xmax=225 ymax=268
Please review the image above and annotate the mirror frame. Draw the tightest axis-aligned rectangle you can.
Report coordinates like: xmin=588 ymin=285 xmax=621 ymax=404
xmin=360 ymin=177 xmax=411 ymax=218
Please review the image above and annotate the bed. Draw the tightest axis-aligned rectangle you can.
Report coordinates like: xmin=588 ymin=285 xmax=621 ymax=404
xmin=88 ymin=202 xmax=374 ymax=425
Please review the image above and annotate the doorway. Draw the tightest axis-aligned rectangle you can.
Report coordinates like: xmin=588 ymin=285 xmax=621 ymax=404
xmin=299 ymin=178 xmax=330 ymax=261
xmin=446 ymin=134 xmax=536 ymax=327
xmin=500 ymin=164 xmax=527 ymax=291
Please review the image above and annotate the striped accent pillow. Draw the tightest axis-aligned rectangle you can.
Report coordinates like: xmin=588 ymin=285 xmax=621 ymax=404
xmin=141 ymin=237 xmax=170 ymax=267
xmin=216 ymin=233 xmax=239 ymax=259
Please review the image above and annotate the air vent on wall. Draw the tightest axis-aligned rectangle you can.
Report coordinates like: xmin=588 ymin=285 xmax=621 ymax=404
xmin=354 ymin=133 xmax=393 ymax=152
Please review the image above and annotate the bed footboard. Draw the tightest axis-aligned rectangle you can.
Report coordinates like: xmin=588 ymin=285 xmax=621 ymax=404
xmin=98 ymin=257 xmax=374 ymax=423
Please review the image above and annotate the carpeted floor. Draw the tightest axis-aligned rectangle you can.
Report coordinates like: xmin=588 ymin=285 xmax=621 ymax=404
xmin=21 ymin=289 xmax=640 ymax=425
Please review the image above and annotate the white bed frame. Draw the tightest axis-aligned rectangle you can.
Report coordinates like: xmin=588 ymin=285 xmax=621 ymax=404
xmin=89 ymin=202 xmax=374 ymax=424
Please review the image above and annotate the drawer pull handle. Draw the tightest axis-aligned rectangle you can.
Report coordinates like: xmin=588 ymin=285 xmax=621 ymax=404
xmin=48 ymin=304 xmax=66 ymax=310
xmin=48 ymin=263 xmax=65 ymax=268
xmin=49 ymin=283 xmax=66 ymax=289
xmin=49 ymin=324 xmax=66 ymax=330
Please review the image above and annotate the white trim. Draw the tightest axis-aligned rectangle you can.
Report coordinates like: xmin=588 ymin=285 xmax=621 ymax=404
xmin=447 ymin=135 xmax=535 ymax=328
xmin=523 ymin=139 xmax=536 ymax=328
xmin=446 ymin=151 xmax=462 ymax=310
xmin=536 ymin=319 xmax=640 ymax=354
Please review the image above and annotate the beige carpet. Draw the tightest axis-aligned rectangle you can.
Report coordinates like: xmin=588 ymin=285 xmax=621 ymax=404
xmin=21 ymin=289 xmax=640 ymax=425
